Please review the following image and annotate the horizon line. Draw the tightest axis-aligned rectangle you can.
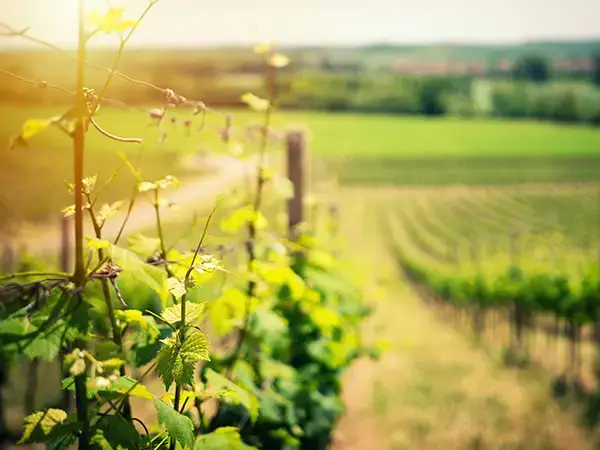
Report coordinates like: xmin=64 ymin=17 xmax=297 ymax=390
xmin=1 ymin=35 xmax=600 ymax=52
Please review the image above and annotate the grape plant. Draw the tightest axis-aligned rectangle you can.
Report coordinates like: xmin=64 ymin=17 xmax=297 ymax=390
xmin=0 ymin=2 xmax=376 ymax=449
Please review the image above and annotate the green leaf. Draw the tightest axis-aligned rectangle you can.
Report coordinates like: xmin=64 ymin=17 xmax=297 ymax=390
xmin=0 ymin=317 xmax=27 ymax=335
xmin=128 ymin=234 xmax=161 ymax=258
xmin=155 ymin=330 xmax=208 ymax=390
xmin=82 ymin=175 xmax=98 ymax=194
xmin=100 ymin=376 xmax=153 ymax=400
xmin=220 ymin=206 xmax=267 ymax=234
xmin=241 ymin=92 xmax=270 ymax=112
xmin=115 ymin=309 xmax=160 ymax=341
xmin=24 ymin=320 xmax=78 ymax=361
xmin=161 ymin=301 xmax=206 ymax=324
xmin=156 ymin=336 xmax=180 ymax=391
xmin=138 ymin=181 xmax=157 ymax=193
xmin=180 ymin=330 xmax=210 ymax=366
xmin=194 ymin=427 xmax=256 ymax=449
xmin=62 ymin=205 xmax=76 ymax=217
xmin=86 ymin=237 xmax=111 ymax=250
xmin=46 ymin=423 xmax=78 ymax=450
xmin=97 ymin=201 xmax=124 ymax=224
xmin=153 ymin=395 xmax=195 ymax=449
xmin=167 ymin=277 xmax=187 ymax=301
xmin=19 ymin=408 xmax=68 ymax=444
xmin=204 ymin=369 xmax=259 ymax=422
xmin=21 ymin=118 xmax=53 ymax=140
xmin=108 ymin=243 xmax=164 ymax=293
xmin=209 ymin=288 xmax=247 ymax=336
xmin=90 ymin=7 xmax=138 ymax=34
xmin=91 ymin=414 xmax=141 ymax=450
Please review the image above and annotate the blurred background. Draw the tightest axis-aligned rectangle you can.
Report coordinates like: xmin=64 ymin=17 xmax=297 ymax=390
xmin=1 ymin=0 xmax=600 ymax=448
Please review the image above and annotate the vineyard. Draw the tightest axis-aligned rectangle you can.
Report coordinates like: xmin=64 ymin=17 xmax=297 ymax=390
xmin=385 ymin=182 xmax=600 ymax=392
xmin=3 ymin=1 xmax=600 ymax=450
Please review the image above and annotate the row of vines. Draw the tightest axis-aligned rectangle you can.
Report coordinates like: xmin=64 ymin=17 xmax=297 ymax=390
xmin=386 ymin=186 xmax=600 ymax=385
xmin=0 ymin=2 xmax=378 ymax=449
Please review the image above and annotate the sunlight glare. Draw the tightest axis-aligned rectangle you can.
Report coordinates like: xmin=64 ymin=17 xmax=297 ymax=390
xmin=35 ymin=0 xmax=136 ymax=46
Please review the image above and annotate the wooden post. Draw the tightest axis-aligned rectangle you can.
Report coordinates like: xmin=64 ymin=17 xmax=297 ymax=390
xmin=1 ymin=242 xmax=15 ymax=274
xmin=286 ymin=131 xmax=307 ymax=240
xmin=60 ymin=215 xmax=71 ymax=273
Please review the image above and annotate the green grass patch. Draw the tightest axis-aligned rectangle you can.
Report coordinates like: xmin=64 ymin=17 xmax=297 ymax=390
xmin=2 ymin=105 xmax=600 ymax=225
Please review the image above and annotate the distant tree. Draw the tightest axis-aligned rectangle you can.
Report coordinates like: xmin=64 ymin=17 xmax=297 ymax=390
xmin=512 ymin=54 xmax=550 ymax=82
xmin=417 ymin=77 xmax=454 ymax=116
xmin=592 ymin=52 xmax=600 ymax=86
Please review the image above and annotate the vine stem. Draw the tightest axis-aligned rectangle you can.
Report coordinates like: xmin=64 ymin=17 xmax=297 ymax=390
xmin=227 ymin=57 xmax=277 ymax=378
xmin=74 ymin=0 xmax=89 ymax=448
xmin=152 ymin=187 xmax=181 ymax=450
xmin=167 ymin=201 xmax=219 ymax=449
xmin=84 ymin=194 xmax=132 ymax=419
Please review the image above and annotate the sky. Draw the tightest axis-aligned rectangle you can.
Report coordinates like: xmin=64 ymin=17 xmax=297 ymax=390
xmin=0 ymin=0 xmax=599 ymax=49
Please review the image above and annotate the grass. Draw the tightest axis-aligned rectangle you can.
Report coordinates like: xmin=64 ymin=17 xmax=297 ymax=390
xmin=332 ymin=186 xmax=598 ymax=450
xmin=2 ymin=105 xmax=600 ymax=226
xmin=3 ymin=105 xmax=600 ymax=227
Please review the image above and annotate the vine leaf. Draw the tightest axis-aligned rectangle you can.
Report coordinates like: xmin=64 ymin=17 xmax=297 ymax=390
xmin=152 ymin=395 xmax=195 ymax=450
xmin=166 ymin=277 xmax=186 ymax=301
xmin=156 ymin=336 xmax=180 ymax=390
xmin=209 ymin=288 xmax=247 ymax=336
xmin=97 ymin=201 xmax=124 ymax=225
xmin=181 ymin=330 xmax=210 ymax=365
xmin=24 ymin=320 xmax=78 ymax=361
xmin=108 ymin=243 xmax=164 ymax=292
xmin=89 ymin=8 xmax=138 ymax=34
xmin=155 ymin=330 xmax=210 ymax=390
xmin=90 ymin=414 xmax=141 ymax=450
xmin=220 ymin=206 xmax=268 ymax=233
xmin=241 ymin=92 xmax=270 ymax=112
xmin=102 ymin=376 xmax=154 ymax=400
xmin=204 ymin=369 xmax=259 ymax=423
xmin=18 ymin=408 xmax=68 ymax=444
xmin=21 ymin=118 xmax=54 ymax=139
xmin=161 ymin=301 xmax=206 ymax=324
xmin=128 ymin=233 xmax=161 ymax=258
xmin=194 ymin=426 xmax=256 ymax=449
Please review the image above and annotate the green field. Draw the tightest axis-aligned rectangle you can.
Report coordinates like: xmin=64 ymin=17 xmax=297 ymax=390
xmin=2 ymin=104 xmax=600 ymax=226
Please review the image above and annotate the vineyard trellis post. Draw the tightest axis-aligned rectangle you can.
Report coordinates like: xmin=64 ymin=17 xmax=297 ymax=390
xmin=286 ymin=130 xmax=307 ymax=240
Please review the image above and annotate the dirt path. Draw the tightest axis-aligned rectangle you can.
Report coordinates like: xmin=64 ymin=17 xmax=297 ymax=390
xmin=332 ymin=187 xmax=596 ymax=450
xmin=8 ymin=154 xmax=262 ymax=257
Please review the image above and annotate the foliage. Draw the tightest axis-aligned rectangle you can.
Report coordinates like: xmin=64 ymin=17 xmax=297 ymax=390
xmin=386 ymin=185 xmax=600 ymax=377
xmin=593 ymin=53 xmax=600 ymax=87
xmin=0 ymin=3 xmax=373 ymax=449
xmin=512 ymin=54 xmax=551 ymax=83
